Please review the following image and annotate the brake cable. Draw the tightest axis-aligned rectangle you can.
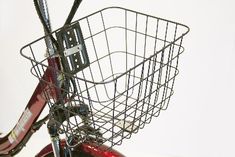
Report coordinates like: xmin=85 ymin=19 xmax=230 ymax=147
xmin=33 ymin=0 xmax=83 ymax=102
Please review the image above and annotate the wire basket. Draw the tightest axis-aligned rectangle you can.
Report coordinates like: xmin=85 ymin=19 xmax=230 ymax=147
xmin=21 ymin=7 xmax=189 ymax=148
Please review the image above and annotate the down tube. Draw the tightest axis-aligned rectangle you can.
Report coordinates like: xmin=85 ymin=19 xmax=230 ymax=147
xmin=0 ymin=69 xmax=52 ymax=156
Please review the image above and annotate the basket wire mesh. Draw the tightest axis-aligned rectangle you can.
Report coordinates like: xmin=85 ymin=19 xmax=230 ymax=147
xmin=21 ymin=7 xmax=189 ymax=148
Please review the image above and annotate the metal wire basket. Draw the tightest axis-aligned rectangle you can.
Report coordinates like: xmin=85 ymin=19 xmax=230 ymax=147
xmin=21 ymin=7 xmax=189 ymax=148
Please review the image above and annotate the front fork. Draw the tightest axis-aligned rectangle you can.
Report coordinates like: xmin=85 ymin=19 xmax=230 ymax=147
xmin=47 ymin=119 xmax=72 ymax=157
xmin=46 ymin=106 xmax=89 ymax=157
xmin=47 ymin=119 xmax=62 ymax=157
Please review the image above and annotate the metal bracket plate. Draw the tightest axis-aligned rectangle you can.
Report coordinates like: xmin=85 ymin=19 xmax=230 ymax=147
xmin=56 ymin=22 xmax=89 ymax=74
xmin=64 ymin=44 xmax=82 ymax=57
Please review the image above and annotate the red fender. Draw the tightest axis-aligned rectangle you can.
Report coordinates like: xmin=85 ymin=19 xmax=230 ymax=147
xmin=36 ymin=140 xmax=125 ymax=157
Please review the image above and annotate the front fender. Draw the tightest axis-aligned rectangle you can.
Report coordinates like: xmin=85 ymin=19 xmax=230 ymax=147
xmin=36 ymin=140 xmax=125 ymax=157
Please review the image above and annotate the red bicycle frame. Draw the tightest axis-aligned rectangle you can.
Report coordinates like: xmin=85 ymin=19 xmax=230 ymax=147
xmin=0 ymin=64 xmax=124 ymax=157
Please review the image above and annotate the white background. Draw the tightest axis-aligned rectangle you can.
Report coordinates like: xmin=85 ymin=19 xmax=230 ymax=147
xmin=1 ymin=0 xmax=235 ymax=156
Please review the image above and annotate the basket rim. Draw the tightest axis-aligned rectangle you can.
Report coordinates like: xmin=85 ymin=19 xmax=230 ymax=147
xmin=20 ymin=6 xmax=189 ymax=84
xmin=20 ymin=6 xmax=189 ymax=49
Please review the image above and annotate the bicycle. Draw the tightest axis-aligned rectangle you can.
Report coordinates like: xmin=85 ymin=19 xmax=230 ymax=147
xmin=0 ymin=0 xmax=189 ymax=156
